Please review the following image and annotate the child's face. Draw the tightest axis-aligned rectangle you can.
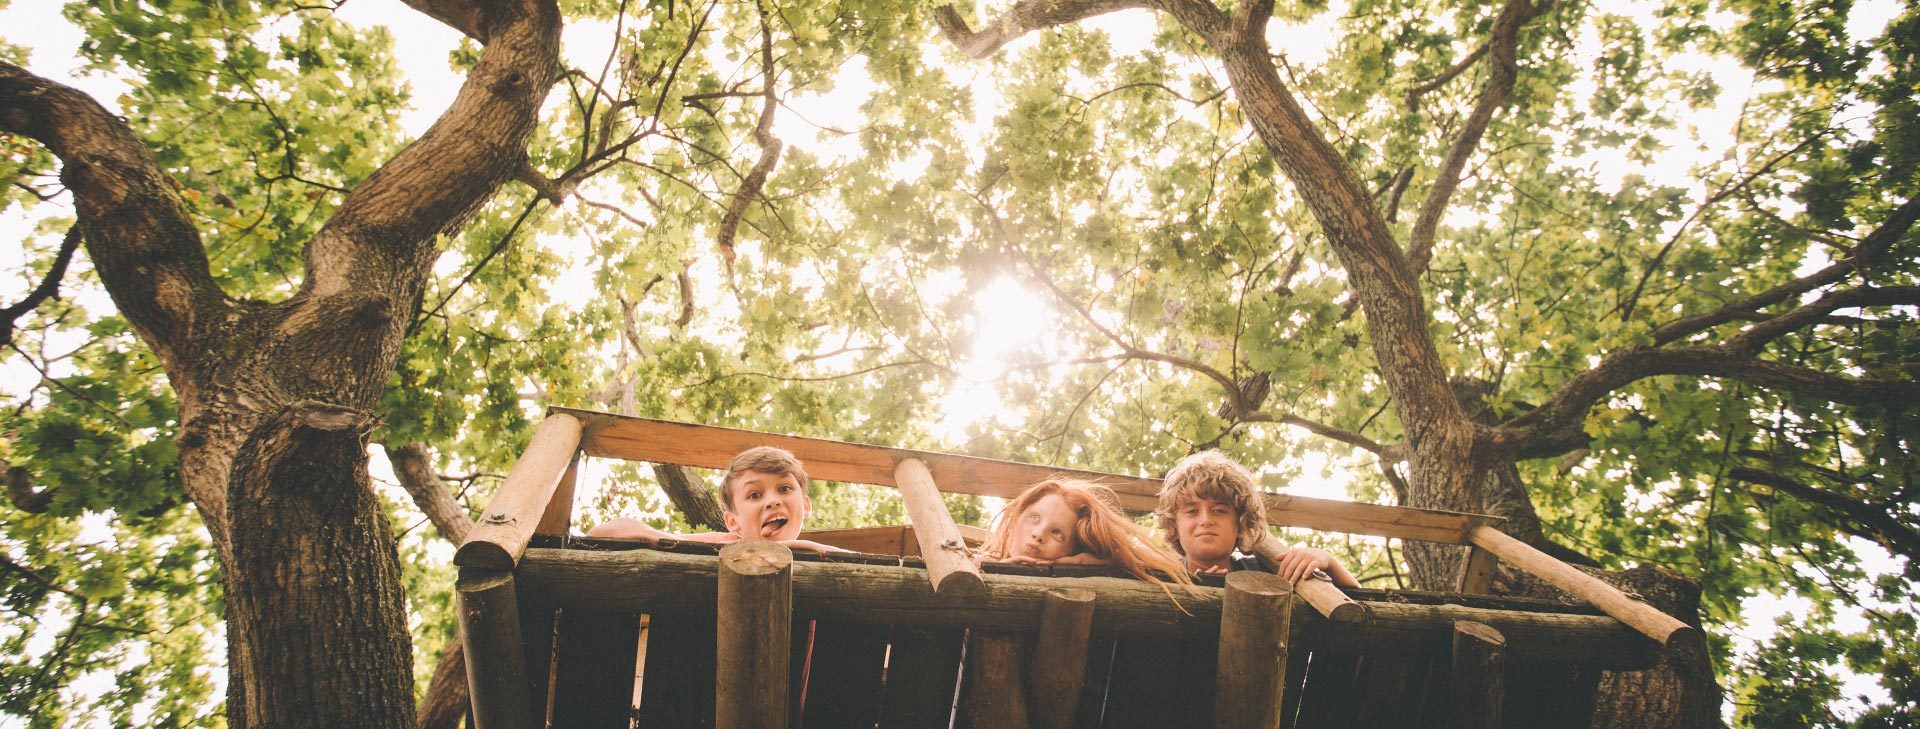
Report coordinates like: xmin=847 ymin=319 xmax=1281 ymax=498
xmin=723 ymin=469 xmax=811 ymax=541
xmin=1009 ymin=493 xmax=1077 ymax=561
xmin=1175 ymin=497 xmax=1239 ymax=564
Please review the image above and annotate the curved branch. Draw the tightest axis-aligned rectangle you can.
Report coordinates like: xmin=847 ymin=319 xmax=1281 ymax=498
xmin=0 ymin=61 xmax=224 ymax=362
xmin=304 ymin=0 xmax=561 ymax=299
xmin=0 ymin=226 xmax=81 ymax=348
xmin=385 ymin=443 xmax=474 ymax=544
xmin=1243 ymin=411 xmax=1407 ymax=460
xmin=1651 ymin=193 xmax=1920 ymax=346
xmin=1728 ymin=467 xmax=1920 ymax=560
xmin=1497 ymin=345 xmax=1920 ymax=459
xmin=715 ymin=7 xmax=785 ymax=267
xmin=933 ymin=1 xmax=1151 ymax=59
xmin=1723 ymin=285 xmax=1920 ymax=355
xmin=1407 ymin=0 xmax=1548 ymax=274
xmin=654 ymin=463 xmax=727 ymax=531
xmin=1404 ymin=43 xmax=1489 ymax=109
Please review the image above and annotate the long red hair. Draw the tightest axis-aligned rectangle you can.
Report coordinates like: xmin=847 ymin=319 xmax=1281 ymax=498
xmin=988 ymin=479 xmax=1192 ymax=593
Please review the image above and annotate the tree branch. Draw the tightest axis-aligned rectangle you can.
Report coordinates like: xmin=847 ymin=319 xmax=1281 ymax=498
xmin=933 ymin=1 xmax=1151 ymax=59
xmin=304 ymin=0 xmax=560 ymax=299
xmin=0 ymin=226 xmax=81 ymax=349
xmin=1243 ymin=410 xmax=1407 ymax=460
xmin=714 ymin=5 xmax=784 ymax=267
xmin=1407 ymin=0 xmax=1548 ymax=274
xmin=1404 ymin=43 xmax=1489 ymax=110
xmin=1728 ymin=466 xmax=1920 ymax=560
xmin=0 ymin=61 xmax=225 ymax=363
xmin=1650 ymin=193 xmax=1920 ymax=346
xmin=653 ymin=463 xmax=727 ymax=531
xmin=384 ymin=443 xmax=474 ymax=544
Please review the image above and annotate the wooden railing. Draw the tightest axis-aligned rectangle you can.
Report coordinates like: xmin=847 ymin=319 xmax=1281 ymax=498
xmin=454 ymin=407 xmax=1696 ymax=727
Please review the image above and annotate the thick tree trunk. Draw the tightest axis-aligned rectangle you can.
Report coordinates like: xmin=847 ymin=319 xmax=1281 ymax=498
xmin=224 ymin=402 xmax=417 ymax=728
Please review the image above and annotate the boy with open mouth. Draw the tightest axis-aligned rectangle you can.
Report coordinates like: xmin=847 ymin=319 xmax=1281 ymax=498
xmin=589 ymin=446 xmax=842 ymax=553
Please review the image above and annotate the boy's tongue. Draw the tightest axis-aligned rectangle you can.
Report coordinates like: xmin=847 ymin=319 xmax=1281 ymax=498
xmin=759 ymin=516 xmax=787 ymax=538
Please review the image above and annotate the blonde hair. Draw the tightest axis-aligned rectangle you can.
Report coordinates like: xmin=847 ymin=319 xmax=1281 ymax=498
xmin=989 ymin=479 xmax=1191 ymax=592
xmin=719 ymin=446 xmax=809 ymax=512
xmin=1155 ymin=451 xmax=1269 ymax=556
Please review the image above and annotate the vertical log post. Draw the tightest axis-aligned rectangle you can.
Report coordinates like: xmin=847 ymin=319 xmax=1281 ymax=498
xmin=1029 ymin=589 xmax=1096 ymax=729
xmin=458 ymin=568 xmax=532 ymax=729
xmin=1254 ymin=534 xmax=1364 ymax=622
xmin=894 ymin=457 xmax=987 ymax=597
xmin=1450 ymin=621 xmax=1506 ymax=729
xmin=1469 ymin=526 xmax=1693 ymax=644
xmin=457 ymin=413 xmax=584 ymax=569
xmin=965 ymin=633 xmax=1032 ymax=729
xmin=1456 ymin=545 xmax=1498 ymax=594
xmin=1215 ymin=571 xmax=1295 ymax=729
xmin=717 ymin=541 xmax=793 ymax=729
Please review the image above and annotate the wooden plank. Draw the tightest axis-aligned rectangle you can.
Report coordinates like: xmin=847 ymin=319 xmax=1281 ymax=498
xmin=457 ymin=568 xmax=532 ymax=729
xmin=458 ymin=413 xmax=584 ymax=569
xmin=560 ymin=407 xmax=1493 ymax=545
xmin=536 ymin=452 xmax=580 ymax=535
xmin=1100 ymin=634 xmax=1185 ymax=729
xmin=717 ymin=541 xmax=792 ymax=729
xmin=1215 ymin=571 xmax=1294 ymax=729
xmin=1456 ymin=546 xmax=1498 ymax=594
xmin=1470 ymin=526 xmax=1694 ymax=644
xmin=1253 ymin=535 xmax=1365 ymax=622
xmin=637 ymin=610 xmax=717 ymax=729
xmin=1290 ymin=652 xmax=1360 ymax=729
xmin=1030 ymin=590 xmax=1096 ymax=729
xmin=1503 ymin=659 xmax=1600 ymax=729
xmin=519 ymin=547 xmax=1662 ymax=669
xmin=877 ymin=625 xmax=966 ymax=729
xmin=895 ymin=458 xmax=987 ymax=597
xmin=796 ymin=619 xmax=890 ymax=728
xmin=1174 ymin=628 xmax=1221 ymax=729
xmin=1450 ymin=622 xmax=1505 ymax=729
xmin=514 ymin=576 xmax=558 ymax=728
xmin=549 ymin=608 xmax=641 ymax=729
xmin=1070 ymin=635 xmax=1116 ymax=729
xmin=962 ymin=632 xmax=1030 ymax=729
xmin=803 ymin=524 xmax=989 ymax=557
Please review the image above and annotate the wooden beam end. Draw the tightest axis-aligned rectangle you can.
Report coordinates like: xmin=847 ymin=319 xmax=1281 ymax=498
xmin=935 ymin=571 xmax=990 ymax=599
xmin=454 ymin=542 xmax=515 ymax=571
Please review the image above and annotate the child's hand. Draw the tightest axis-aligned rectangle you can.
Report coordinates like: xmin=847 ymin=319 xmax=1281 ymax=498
xmin=1273 ymin=547 xmax=1337 ymax=583
xmin=1051 ymin=552 xmax=1110 ymax=566
xmin=1193 ymin=563 xmax=1231 ymax=575
xmin=584 ymin=517 xmax=666 ymax=543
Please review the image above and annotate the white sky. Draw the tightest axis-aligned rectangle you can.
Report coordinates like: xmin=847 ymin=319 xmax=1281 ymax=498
xmin=0 ymin=0 xmax=1908 ymax=722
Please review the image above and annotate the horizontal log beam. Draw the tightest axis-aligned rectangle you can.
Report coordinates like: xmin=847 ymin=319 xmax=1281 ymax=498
xmin=515 ymin=547 xmax=1658 ymax=669
xmin=554 ymin=407 xmax=1494 ymax=545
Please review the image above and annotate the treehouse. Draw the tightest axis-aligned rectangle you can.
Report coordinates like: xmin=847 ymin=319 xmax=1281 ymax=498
xmin=453 ymin=407 xmax=1693 ymax=729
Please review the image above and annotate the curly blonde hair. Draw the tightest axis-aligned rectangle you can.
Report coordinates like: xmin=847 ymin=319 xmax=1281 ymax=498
xmin=989 ymin=479 xmax=1190 ymax=592
xmin=718 ymin=446 xmax=809 ymax=512
xmin=1154 ymin=451 xmax=1269 ymax=556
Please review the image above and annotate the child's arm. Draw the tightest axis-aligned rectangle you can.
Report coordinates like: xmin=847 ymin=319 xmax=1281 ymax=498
xmin=998 ymin=552 xmax=1110 ymax=566
xmin=778 ymin=538 xmax=849 ymax=554
xmin=1272 ymin=547 xmax=1361 ymax=588
xmin=585 ymin=518 xmax=671 ymax=542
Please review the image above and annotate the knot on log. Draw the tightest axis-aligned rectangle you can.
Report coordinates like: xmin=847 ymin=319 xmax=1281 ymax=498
xmin=286 ymin=400 xmax=377 ymax=434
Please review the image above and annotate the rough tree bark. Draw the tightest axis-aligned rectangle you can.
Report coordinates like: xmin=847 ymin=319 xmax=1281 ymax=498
xmin=0 ymin=0 xmax=563 ymax=725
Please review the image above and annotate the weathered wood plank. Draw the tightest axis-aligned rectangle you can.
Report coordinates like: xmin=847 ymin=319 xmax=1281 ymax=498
xmin=1450 ymin=621 xmax=1505 ymax=729
xmin=1456 ymin=546 xmax=1499 ymax=594
xmin=796 ymin=619 xmax=889 ymax=728
xmin=457 ymin=568 xmax=531 ymax=729
xmin=535 ymin=452 xmax=580 ymax=536
xmin=803 ymin=524 xmax=989 ymax=557
xmin=1253 ymin=534 xmax=1365 ymax=622
xmin=877 ymin=625 xmax=966 ymax=729
xmin=457 ymin=413 xmax=583 ymax=569
xmin=962 ymin=632 xmax=1031 ymax=729
xmin=717 ymin=541 xmax=792 ymax=729
xmin=518 ymin=547 xmax=1660 ymax=669
xmin=549 ymin=608 xmax=640 ymax=729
